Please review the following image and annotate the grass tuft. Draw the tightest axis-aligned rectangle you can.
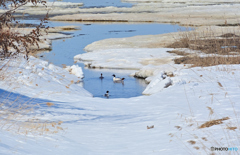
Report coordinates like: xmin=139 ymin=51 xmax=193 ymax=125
xmin=188 ymin=140 xmax=196 ymax=145
xmin=198 ymin=117 xmax=230 ymax=129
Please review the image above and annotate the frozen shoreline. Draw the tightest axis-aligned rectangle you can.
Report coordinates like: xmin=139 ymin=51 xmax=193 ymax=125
xmin=0 ymin=1 xmax=239 ymax=26
xmin=1 ymin=55 xmax=240 ymax=154
xmin=0 ymin=55 xmax=92 ymax=101
xmin=49 ymin=1 xmax=240 ymax=26
xmin=1 ymin=1 xmax=240 ymax=154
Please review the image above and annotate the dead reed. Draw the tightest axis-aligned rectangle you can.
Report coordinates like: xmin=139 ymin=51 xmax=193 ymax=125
xmin=168 ymin=27 xmax=240 ymax=67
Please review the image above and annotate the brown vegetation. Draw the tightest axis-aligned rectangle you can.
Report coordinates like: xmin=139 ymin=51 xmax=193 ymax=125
xmin=173 ymin=56 xmax=240 ymax=67
xmin=168 ymin=33 xmax=240 ymax=55
xmin=46 ymin=102 xmax=54 ymax=107
xmin=147 ymin=125 xmax=154 ymax=129
xmin=168 ymin=31 xmax=240 ymax=67
xmin=226 ymin=126 xmax=237 ymax=130
xmin=188 ymin=140 xmax=196 ymax=145
xmin=198 ymin=117 xmax=230 ymax=129
xmin=0 ymin=0 xmax=48 ymax=59
xmin=167 ymin=50 xmax=190 ymax=56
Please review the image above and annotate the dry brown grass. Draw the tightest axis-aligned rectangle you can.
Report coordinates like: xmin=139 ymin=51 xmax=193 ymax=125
xmin=173 ymin=56 xmax=240 ymax=67
xmin=0 ymin=92 xmax=63 ymax=135
xmin=201 ymin=137 xmax=207 ymax=141
xmin=168 ymin=30 xmax=240 ymax=67
xmin=46 ymin=102 xmax=54 ymax=107
xmin=167 ymin=50 xmax=191 ymax=56
xmin=226 ymin=126 xmax=237 ymax=131
xmin=175 ymin=126 xmax=182 ymax=131
xmin=147 ymin=125 xmax=154 ymax=129
xmin=198 ymin=117 xmax=230 ymax=129
xmin=168 ymin=34 xmax=240 ymax=55
xmin=18 ymin=119 xmax=64 ymax=135
xmin=207 ymin=107 xmax=214 ymax=116
xmin=188 ymin=140 xmax=196 ymax=145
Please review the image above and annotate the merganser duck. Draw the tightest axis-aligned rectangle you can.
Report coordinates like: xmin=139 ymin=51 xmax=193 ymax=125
xmin=99 ymin=73 xmax=104 ymax=79
xmin=104 ymin=91 xmax=109 ymax=98
xmin=112 ymin=74 xmax=125 ymax=82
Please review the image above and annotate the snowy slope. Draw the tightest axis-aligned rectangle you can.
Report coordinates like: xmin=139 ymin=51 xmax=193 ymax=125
xmin=0 ymin=55 xmax=92 ymax=101
xmin=0 ymin=53 xmax=239 ymax=154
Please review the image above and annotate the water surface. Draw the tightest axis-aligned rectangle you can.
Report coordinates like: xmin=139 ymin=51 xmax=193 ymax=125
xmin=48 ymin=0 xmax=133 ymax=8
xmin=24 ymin=20 xmax=187 ymax=98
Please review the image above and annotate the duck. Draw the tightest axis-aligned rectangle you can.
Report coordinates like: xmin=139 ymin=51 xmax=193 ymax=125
xmin=112 ymin=74 xmax=125 ymax=82
xmin=104 ymin=91 xmax=109 ymax=98
xmin=99 ymin=73 xmax=104 ymax=79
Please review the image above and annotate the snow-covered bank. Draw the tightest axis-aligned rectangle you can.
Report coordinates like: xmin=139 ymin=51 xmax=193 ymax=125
xmin=0 ymin=55 xmax=92 ymax=101
xmin=84 ymin=26 xmax=240 ymax=52
xmin=49 ymin=1 xmax=240 ymax=26
xmin=74 ymin=47 xmax=191 ymax=94
xmin=9 ymin=25 xmax=81 ymax=51
xmin=8 ymin=2 xmax=83 ymax=15
xmin=74 ymin=48 xmax=179 ymax=70
xmin=84 ymin=32 xmax=178 ymax=52
xmin=1 ymin=1 xmax=240 ymax=154
xmin=0 ymin=36 xmax=239 ymax=154
xmin=1 ymin=63 xmax=240 ymax=154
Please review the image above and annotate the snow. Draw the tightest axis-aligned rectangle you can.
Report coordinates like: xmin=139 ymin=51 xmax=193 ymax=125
xmin=64 ymin=65 xmax=84 ymax=78
xmin=22 ymin=2 xmax=83 ymax=7
xmin=1 ymin=59 xmax=240 ymax=154
xmin=74 ymin=48 xmax=180 ymax=70
xmin=2 ymin=29 xmax=239 ymax=155
xmin=6 ymin=2 xmax=83 ymax=15
xmin=49 ymin=2 xmax=240 ymax=26
xmin=9 ymin=26 xmax=80 ymax=51
xmin=142 ymin=72 xmax=172 ymax=95
xmin=0 ymin=55 xmax=92 ymax=101
xmin=1 ymin=1 xmax=240 ymax=154
xmin=83 ymin=25 xmax=240 ymax=53
xmin=83 ymin=32 xmax=179 ymax=52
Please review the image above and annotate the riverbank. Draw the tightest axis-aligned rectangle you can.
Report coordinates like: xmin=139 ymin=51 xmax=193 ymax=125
xmin=49 ymin=1 xmax=240 ymax=26
xmin=0 ymin=1 xmax=240 ymax=154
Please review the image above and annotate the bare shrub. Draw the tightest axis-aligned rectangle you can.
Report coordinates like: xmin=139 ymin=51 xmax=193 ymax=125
xmin=0 ymin=0 xmax=48 ymax=59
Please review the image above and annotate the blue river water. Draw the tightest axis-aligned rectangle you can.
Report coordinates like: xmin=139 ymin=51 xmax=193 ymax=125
xmin=48 ymin=0 xmax=133 ymax=8
xmin=18 ymin=0 xmax=189 ymax=98
xmin=32 ymin=21 xmax=187 ymax=98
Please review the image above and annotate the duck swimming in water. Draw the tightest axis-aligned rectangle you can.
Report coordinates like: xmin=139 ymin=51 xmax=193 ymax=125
xmin=112 ymin=74 xmax=125 ymax=82
xmin=99 ymin=73 xmax=104 ymax=79
xmin=104 ymin=91 xmax=109 ymax=98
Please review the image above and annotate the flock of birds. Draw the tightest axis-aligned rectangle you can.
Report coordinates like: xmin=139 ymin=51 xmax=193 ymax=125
xmin=99 ymin=73 xmax=125 ymax=98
